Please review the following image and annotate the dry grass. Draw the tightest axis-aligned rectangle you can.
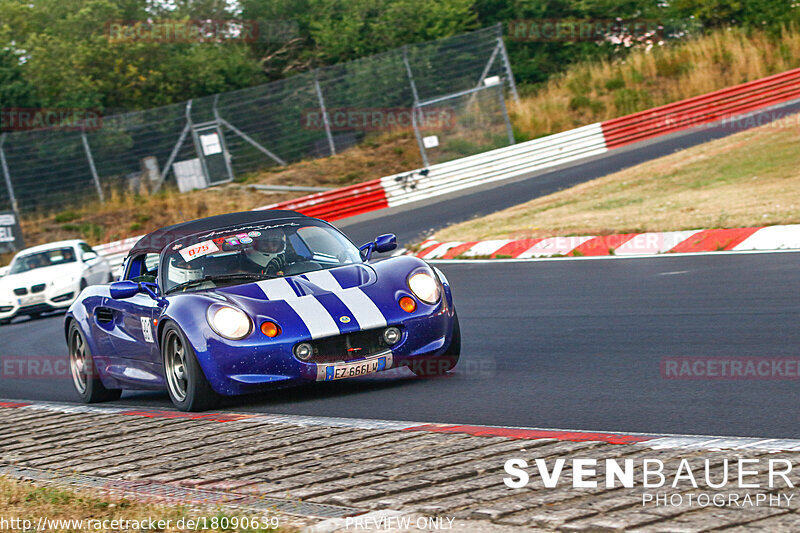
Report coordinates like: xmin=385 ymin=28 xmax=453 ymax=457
xmin=0 ymin=476 xmax=291 ymax=532
xmin=510 ymin=27 xmax=800 ymax=139
xmin=433 ymin=112 xmax=800 ymax=242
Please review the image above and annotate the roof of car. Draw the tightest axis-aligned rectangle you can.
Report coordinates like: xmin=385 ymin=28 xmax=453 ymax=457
xmin=13 ymin=239 xmax=85 ymax=256
xmin=128 ymin=210 xmax=309 ymax=256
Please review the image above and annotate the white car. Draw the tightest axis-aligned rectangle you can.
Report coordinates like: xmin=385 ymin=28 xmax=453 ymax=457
xmin=0 ymin=240 xmax=112 ymax=325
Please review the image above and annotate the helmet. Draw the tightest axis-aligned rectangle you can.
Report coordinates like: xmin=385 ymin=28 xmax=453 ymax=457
xmin=167 ymin=256 xmax=203 ymax=285
xmin=247 ymin=229 xmax=286 ymax=268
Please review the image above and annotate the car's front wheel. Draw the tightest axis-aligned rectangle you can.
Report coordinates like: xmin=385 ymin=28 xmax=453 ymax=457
xmin=410 ymin=312 xmax=461 ymax=377
xmin=68 ymin=321 xmax=122 ymax=403
xmin=161 ymin=323 xmax=220 ymax=412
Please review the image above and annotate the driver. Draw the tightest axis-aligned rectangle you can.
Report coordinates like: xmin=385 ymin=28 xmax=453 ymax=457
xmin=245 ymin=228 xmax=288 ymax=276
xmin=167 ymin=256 xmax=203 ymax=285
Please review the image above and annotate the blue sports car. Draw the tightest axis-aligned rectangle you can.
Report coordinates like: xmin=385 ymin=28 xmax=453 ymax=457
xmin=65 ymin=211 xmax=460 ymax=411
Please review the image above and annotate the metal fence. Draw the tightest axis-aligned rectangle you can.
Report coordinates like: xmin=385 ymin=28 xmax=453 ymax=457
xmin=0 ymin=24 xmax=517 ymax=215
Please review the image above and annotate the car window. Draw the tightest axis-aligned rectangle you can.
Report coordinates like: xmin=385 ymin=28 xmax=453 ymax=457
xmin=125 ymin=253 xmax=159 ymax=283
xmin=9 ymin=247 xmax=78 ymax=274
xmin=162 ymin=220 xmax=362 ymax=293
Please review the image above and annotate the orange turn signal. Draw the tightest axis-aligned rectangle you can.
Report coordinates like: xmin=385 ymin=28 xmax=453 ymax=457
xmin=399 ymin=296 xmax=416 ymax=313
xmin=261 ymin=321 xmax=281 ymax=338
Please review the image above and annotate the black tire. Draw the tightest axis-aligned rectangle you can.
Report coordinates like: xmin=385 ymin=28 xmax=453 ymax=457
xmin=80 ymin=279 xmax=88 ymax=291
xmin=108 ymin=272 xmax=116 ymax=283
xmin=410 ymin=312 xmax=461 ymax=377
xmin=68 ymin=321 xmax=122 ymax=403
xmin=161 ymin=323 xmax=220 ymax=412
xmin=0 ymin=318 xmax=11 ymax=326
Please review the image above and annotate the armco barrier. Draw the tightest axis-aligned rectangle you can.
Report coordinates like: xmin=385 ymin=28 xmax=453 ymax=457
xmin=601 ymin=67 xmax=800 ymax=148
xmin=257 ymin=179 xmax=388 ymax=221
xmin=82 ymin=66 xmax=800 ymax=272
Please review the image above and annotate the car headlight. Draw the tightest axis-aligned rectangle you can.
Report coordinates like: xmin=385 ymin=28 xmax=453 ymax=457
xmin=408 ymin=271 xmax=440 ymax=304
xmin=207 ymin=306 xmax=252 ymax=340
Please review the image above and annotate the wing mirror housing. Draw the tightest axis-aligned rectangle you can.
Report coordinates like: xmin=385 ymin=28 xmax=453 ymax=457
xmin=109 ymin=280 xmax=162 ymax=301
xmin=82 ymin=251 xmax=98 ymax=262
xmin=375 ymin=234 xmax=397 ymax=253
xmin=360 ymin=234 xmax=397 ymax=261
xmin=109 ymin=280 xmax=140 ymax=299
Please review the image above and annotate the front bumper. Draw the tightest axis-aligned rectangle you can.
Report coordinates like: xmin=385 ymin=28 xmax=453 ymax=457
xmin=196 ymin=303 xmax=457 ymax=396
xmin=0 ymin=287 xmax=79 ymax=321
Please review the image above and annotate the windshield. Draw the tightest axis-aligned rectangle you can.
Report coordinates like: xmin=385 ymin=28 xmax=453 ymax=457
xmin=161 ymin=219 xmax=362 ymax=294
xmin=9 ymin=247 xmax=77 ymax=274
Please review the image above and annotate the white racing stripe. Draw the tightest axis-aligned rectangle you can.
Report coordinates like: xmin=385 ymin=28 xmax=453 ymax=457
xmin=303 ymin=270 xmax=387 ymax=330
xmin=256 ymin=278 xmax=339 ymax=339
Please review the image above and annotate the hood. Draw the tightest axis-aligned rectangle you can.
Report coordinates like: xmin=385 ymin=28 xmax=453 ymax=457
xmin=0 ymin=263 xmax=82 ymax=290
xmin=216 ymin=263 xmax=376 ymax=302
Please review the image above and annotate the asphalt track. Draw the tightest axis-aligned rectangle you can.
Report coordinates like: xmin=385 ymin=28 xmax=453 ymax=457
xmin=2 ymin=103 xmax=800 ymax=438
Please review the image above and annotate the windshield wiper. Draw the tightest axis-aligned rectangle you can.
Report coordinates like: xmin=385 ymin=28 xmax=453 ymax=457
xmin=166 ymin=273 xmax=277 ymax=294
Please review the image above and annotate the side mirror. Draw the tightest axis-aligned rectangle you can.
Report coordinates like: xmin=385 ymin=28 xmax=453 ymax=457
xmin=374 ymin=234 xmax=397 ymax=253
xmin=109 ymin=280 xmax=140 ymax=299
xmin=359 ymin=234 xmax=398 ymax=261
xmin=82 ymin=251 xmax=98 ymax=262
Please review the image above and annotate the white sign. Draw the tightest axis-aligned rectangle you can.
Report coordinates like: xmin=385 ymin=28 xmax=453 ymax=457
xmin=173 ymin=158 xmax=207 ymax=193
xmin=179 ymin=239 xmax=219 ymax=262
xmin=0 ymin=227 xmax=13 ymax=242
xmin=422 ymin=135 xmax=439 ymax=149
xmin=200 ymin=133 xmax=222 ymax=156
xmin=484 ymin=75 xmax=501 ymax=86
xmin=140 ymin=317 xmax=154 ymax=343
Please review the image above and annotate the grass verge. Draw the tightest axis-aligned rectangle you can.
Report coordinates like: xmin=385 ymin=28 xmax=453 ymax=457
xmin=0 ymin=476 xmax=292 ymax=532
xmin=432 ymin=112 xmax=800 ymax=242
xmin=510 ymin=26 xmax=800 ymax=140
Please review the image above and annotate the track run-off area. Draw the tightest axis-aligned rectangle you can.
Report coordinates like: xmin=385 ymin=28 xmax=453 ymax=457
xmin=3 ymin=107 xmax=800 ymax=440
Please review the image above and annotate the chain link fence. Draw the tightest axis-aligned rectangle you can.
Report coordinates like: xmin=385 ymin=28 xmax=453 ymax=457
xmin=0 ymin=24 xmax=517 ymax=215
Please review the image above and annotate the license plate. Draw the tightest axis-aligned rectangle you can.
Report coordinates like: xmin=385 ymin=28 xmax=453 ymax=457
xmin=316 ymin=352 xmax=393 ymax=381
xmin=19 ymin=294 xmax=45 ymax=306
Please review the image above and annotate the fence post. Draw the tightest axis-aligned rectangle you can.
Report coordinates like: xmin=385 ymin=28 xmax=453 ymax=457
xmin=403 ymin=45 xmax=429 ymax=168
xmin=314 ymin=73 xmax=336 ymax=156
xmin=476 ymin=42 xmax=501 ymax=89
xmin=152 ymin=100 xmax=193 ymax=193
xmin=497 ymin=85 xmax=516 ymax=145
xmin=81 ymin=132 xmax=105 ymax=203
xmin=0 ymin=133 xmax=19 ymax=214
xmin=496 ymin=24 xmax=519 ymax=104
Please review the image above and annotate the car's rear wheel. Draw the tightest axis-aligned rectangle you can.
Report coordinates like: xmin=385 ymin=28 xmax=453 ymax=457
xmin=0 ymin=318 xmax=11 ymax=326
xmin=162 ymin=324 xmax=220 ymax=412
xmin=410 ymin=312 xmax=461 ymax=377
xmin=68 ymin=321 xmax=122 ymax=403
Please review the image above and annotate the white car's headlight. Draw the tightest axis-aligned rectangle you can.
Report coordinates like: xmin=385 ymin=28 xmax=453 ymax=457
xmin=408 ymin=271 xmax=440 ymax=304
xmin=207 ymin=306 xmax=252 ymax=340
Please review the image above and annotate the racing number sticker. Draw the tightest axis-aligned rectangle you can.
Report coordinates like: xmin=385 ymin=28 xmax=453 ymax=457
xmin=141 ymin=317 xmax=154 ymax=343
xmin=179 ymin=239 xmax=219 ymax=262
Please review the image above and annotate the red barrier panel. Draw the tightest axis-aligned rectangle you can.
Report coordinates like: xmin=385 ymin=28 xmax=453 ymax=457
xmin=260 ymin=178 xmax=388 ymax=221
xmin=602 ymin=68 xmax=800 ymax=148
